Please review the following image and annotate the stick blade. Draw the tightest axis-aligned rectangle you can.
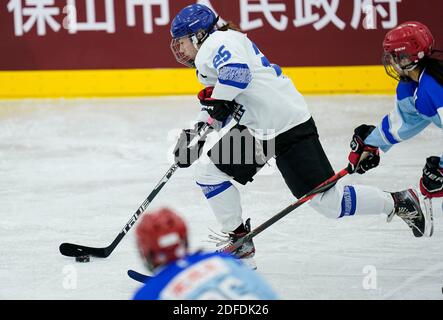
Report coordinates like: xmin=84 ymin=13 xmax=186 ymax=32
xmin=59 ymin=243 xmax=108 ymax=258
xmin=127 ymin=269 xmax=151 ymax=283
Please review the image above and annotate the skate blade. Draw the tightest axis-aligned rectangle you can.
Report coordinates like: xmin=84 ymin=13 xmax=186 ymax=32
xmin=423 ymin=197 xmax=434 ymax=237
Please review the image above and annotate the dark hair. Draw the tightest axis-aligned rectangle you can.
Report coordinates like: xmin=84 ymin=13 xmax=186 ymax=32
xmin=217 ymin=21 xmax=243 ymax=32
xmin=418 ymin=50 xmax=443 ymax=86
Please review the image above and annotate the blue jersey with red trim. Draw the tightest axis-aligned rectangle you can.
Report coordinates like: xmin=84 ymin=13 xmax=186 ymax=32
xmin=133 ymin=252 xmax=279 ymax=300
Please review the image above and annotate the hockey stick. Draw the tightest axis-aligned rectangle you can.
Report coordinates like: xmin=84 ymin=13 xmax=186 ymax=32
xmin=59 ymin=119 xmax=215 ymax=258
xmin=222 ymin=168 xmax=349 ymax=254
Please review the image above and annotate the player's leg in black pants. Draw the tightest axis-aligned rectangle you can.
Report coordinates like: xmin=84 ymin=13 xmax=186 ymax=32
xmin=208 ymin=124 xmax=274 ymax=185
xmin=274 ymin=117 xmax=335 ymax=198
xmin=205 ymin=124 xmax=274 ymax=259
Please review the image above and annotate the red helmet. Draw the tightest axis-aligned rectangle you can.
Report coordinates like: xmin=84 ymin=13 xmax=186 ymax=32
xmin=383 ymin=21 xmax=435 ymax=62
xmin=136 ymin=208 xmax=188 ymax=272
xmin=382 ymin=22 xmax=435 ymax=80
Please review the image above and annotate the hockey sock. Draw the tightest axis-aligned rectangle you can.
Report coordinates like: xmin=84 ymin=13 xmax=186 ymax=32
xmin=339 ymin=185 xmax=394 ymax=218
xmin=310 ymin=184 xmax=395 ymax=218
xmin=197 ymin=181 xmax=243 ymax=232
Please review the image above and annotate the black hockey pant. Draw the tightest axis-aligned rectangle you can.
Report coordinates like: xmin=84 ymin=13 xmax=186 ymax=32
xmin=207 ymin=117 xmax=335 ymax=198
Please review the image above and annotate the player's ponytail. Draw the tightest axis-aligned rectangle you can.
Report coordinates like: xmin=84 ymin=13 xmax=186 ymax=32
xmin=218 ymin=21 xmax=243 ymax=33
xmin=420 ymin=50 xmax=443 ymax=86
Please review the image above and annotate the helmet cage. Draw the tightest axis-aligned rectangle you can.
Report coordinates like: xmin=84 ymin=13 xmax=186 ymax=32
xmin=170 ymin=36 xmax=197 ymax=68
xmin=170 ymin=10 xmax=219 ymax=68
xmin=382 ymin=51 xmax=419 ymax=81
xmin=170 ymin=28 xmax=213 ymax=68
xmin=381 ymin=21 xmax=435 ymax=81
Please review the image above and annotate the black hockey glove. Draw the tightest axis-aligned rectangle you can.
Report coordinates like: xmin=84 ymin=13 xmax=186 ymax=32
xmin=173 ymin=122 xmax=208 ymax=168
xmin=420 ymin=156 xmax=443 ymax=198
xmin=347 ymin=124 xmax=380 ymax=174
xmin=198 ymin=86 xmax=238 ymax=122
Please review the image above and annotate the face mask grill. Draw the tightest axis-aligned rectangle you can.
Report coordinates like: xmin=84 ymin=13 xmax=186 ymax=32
xmin=170 ymin=36 xmax=196 ymax=68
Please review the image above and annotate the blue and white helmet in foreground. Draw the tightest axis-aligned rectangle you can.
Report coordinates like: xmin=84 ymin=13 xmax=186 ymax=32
xmin=170 ymin=4 xmax=219 ymax=67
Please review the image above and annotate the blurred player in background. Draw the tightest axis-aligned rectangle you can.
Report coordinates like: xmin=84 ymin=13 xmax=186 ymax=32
xmin=348 ymin=21 xmax=442 ymax=226
xmin=133 ymin=208 xmax=279 ymax=300
xmin=169 ymin=4 xmax=432 ymax=267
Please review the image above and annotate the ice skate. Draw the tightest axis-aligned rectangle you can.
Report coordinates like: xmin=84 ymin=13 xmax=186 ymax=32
xmin=209 ymin=218 xmax=257 ymax=270
xmin=388 ymin=189 xmax=432 ymax=237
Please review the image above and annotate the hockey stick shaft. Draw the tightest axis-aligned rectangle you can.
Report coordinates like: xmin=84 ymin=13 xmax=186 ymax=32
xmin=59 ymin=118 xmax=215 ymax=258
xmin=222 ymin=168 xmax=349 ymax=254
xmin=117 ymin=119 xmax=215 ymax=236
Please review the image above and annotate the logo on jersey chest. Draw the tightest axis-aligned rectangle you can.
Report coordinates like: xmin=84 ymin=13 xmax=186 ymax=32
xmin=161 ymin=257 xmax=228 ymax=299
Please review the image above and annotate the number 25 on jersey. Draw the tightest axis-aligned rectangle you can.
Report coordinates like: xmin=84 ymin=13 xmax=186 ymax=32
xmin=213 ymin=45 xmax=232 ymax=69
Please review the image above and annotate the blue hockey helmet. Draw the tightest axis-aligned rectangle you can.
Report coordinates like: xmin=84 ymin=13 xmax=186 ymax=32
xmin=170 ymin=4 xmax=218 ymax=40
xmin=170 ymin=4 xmax=219 ymax=67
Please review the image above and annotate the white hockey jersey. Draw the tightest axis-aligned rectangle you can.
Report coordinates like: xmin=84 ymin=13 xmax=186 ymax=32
xmin=194 ymin=29 xmax=311 ymax=139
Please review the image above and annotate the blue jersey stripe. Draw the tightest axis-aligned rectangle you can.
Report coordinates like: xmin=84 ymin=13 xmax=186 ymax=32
xmin=218 ymin=63 xmax=252 ymax=90
xmin=272 ymin=64 xmax=282 ymax=77
xmin=218 ymin=78 xmax=249 ymax=89
xmin=381 ymin=115 xmax=399 ymax=145
xmin=252 ymin=42 xmax=260 ymax=55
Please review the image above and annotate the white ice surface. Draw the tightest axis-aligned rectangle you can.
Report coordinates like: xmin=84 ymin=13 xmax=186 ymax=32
xmin=0 ymin=95 xmax=442 ymax=300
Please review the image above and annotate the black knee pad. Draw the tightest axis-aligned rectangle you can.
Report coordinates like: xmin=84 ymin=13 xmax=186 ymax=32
xmin=208 ymin=125 xmax=274 ymax=185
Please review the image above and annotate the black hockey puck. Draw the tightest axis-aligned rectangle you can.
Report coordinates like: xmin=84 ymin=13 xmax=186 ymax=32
xmin=75 ymin=255 xmax=90 ymax=263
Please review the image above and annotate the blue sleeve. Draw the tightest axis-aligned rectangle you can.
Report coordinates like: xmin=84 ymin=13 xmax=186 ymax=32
xmin=365 ymin=82 xmax=431 ymax=152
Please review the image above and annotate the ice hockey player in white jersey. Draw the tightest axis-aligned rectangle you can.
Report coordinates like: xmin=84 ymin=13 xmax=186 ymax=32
xmin=132 ymin=208 xmax=279 ymax=300
xmin=169 ymin=4 xmax=433 ymax=265
xmin=348 ymin=21 xmax=443 ymax=217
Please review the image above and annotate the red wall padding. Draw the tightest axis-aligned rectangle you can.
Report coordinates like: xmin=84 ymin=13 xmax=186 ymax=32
xmin=1 ymin=0 xmax=442 ymax=70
